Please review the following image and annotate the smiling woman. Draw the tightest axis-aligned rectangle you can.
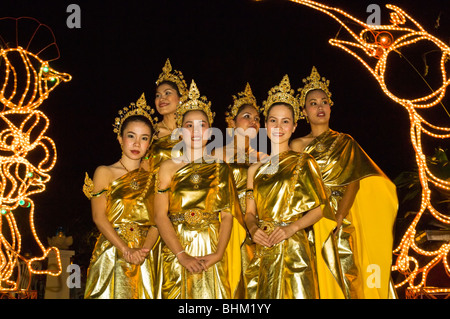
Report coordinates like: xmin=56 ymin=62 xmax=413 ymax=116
xmin=153 ymin=80 xmax=246 ymax=299
xmin=82 ymin=94 xmax=160 ymax=299
xmin=181 ymin=110 xmax=210 ymax=152
xmin=143 ymin=59 xmax=188 ymax=173
xmin=243 ymin=74 xmax=343 ymax=299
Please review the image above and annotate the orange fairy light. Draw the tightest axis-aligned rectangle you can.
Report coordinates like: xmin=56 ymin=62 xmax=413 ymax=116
xmin=288 ymin=0 xmax=450 ymax=297
xmin=0 ymin=17 xmax=71 ymax=296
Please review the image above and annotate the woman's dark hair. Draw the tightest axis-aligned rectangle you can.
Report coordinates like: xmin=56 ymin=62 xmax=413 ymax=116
xmin=120 ymin=115 xmax=153 ymax=136
xmin=157 ymin=80 xmax=181 ymax=97
xmin=233 ymin=104 xmax=258 ymax=121
xmin=265 ymin=102 xmax=295 ymax=121
xmin=305 ymin=89 xmax=326 ymax=101
xmin=182 ymin=109 xmax=209 ymax=126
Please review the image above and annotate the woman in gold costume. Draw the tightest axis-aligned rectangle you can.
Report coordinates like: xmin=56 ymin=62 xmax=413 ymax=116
xmin=142 ymin=59 xmax=187 ymax=298
xmin=290 ymin=66 xmax=398 ymax=299
xmin=213 ymin=83 xmax=266 ymax=297
xmin=154 ymin=80 xmax=245 ymax=299
xmin=143 ymin=58 xmax=187 ymax=173
xmin=221 ymin=83 xmax=266 ymax=204
xmin=244 ymin=75 xmax=342 ymax=299
xmin=83 ymin=94 xmax=159 ymax=299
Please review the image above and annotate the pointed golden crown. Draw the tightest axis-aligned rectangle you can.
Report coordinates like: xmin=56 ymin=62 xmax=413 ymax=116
xmin=176 ymin=80 xmax=215 ymax=127
xmin=225 ymin=82 xmax=260 ymax=127
xmin=298 ymin=66 xmax=333 ymax=108
xmin=113 ymin=93 xmax=157 ymax=135
xmin=155 ymin=58 xmax=188 ymax=97
xmin=262 ymin=74 xmax=302 ymax=122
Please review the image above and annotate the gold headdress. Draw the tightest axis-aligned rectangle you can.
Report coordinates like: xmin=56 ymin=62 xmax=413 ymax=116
xmin=262 ymin=74 xmax=302 ymax=122
xmin=176 ymin=80 xmax=215 ymax=128
xmin=155 ymin=58 xmax=188 ymax=97
xmin=225 ymin=82 xmax=260 ymax=127
xmin=298 ymin=66 xmax=333 ymax=108
xmin=113 ymin=93 xmax=157 ymax=135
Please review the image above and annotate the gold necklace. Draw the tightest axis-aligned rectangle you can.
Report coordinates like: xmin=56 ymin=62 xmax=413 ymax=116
xmin=119 ymin=160 xmax=140 ymax=190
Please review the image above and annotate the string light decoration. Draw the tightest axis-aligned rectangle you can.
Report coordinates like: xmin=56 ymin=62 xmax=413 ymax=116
xmin=288 ymin=0 xmax=450 ymax=297
xmin=0 ymin=17 xmax=71 ymax=295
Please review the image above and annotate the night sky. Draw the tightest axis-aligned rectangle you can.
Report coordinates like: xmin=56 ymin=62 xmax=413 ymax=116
xmin=1 ymin=0 xmax=449 ymax=264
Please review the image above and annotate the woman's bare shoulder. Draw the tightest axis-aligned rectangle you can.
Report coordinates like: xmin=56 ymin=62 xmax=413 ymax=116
xmin=290 ymin=136 xmax=311 ymax=152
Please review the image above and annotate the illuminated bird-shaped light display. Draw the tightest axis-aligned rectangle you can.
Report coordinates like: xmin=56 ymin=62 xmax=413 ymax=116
xmin=289 ymin=0 xmax=450 ymax=297
xmin=0 ymin=17 xmax=71 ymax=294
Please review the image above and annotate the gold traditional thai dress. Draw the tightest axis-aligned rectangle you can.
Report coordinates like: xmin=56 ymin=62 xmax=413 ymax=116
xmin=83 ymin=169 xmax=157 ymax=299
xmin=157 ymin=159 xmax=246 ymax=299
xmin=226 ymin=148 xmax=265 ymax=298
xmin=143 ymin=133 xmax=183 ymax=298
xmin=147 ymin=133 xmax=183 ymax=173
xmin=227 ymin=151 xmax=262 ymax=299
xmin=303 ymin=129 xmax=398 ymax=299
xmin=244 ymin=150 xmax=343 ymax=299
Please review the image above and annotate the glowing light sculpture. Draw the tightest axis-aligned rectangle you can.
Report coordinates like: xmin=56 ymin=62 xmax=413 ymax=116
xmin=0 ymin=17 xmax=71 ymax=296
xmin=288 ymin=0 xmax=450 ymax=297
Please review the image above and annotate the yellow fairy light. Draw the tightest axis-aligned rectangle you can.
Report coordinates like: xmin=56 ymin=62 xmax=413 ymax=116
xmin=0 ymin=17 xmax=71 ymax=295
xmin=289 ymin=0 xmax=450 ymax=296
xmin=0 ymin=47 xmax=71 ymax=110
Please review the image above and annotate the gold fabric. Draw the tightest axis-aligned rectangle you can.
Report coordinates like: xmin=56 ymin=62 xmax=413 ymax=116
xmin=230 ymin=161 xmax=250 ymax=213
xmin=223 ymin=147 xmax=266 ymax=212
xmin=144 ymin=133 xmax=183 ymax=298
xmin=84 ymin=170 xmax=157 ymax=299
xmin=226 ymin=150 xmax=265 ymax=298
xmin=147 ymin=134 xmax=183 ymax=173
xmin=303 ymin=129 xmax=398 ymax=298
xmin=158 ymin=160 xmax=246 ymax=299
xmin=244 ymin=150 xmax=343 ymax=299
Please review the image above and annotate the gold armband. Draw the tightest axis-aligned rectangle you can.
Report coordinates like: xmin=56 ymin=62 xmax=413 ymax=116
xmin=156 ymin=187 xmax=170 ymax=194
xmin=82 ymin=172 xmax=106 ymax=199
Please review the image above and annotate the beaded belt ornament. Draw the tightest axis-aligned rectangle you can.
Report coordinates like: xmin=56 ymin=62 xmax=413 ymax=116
xmin=259 ymin=220 xmax=290 ymax=235
xmin=169 ymin=209 xmax=219 ymax=226
xmin=115 ymin=222 xmax=149 ymax=242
